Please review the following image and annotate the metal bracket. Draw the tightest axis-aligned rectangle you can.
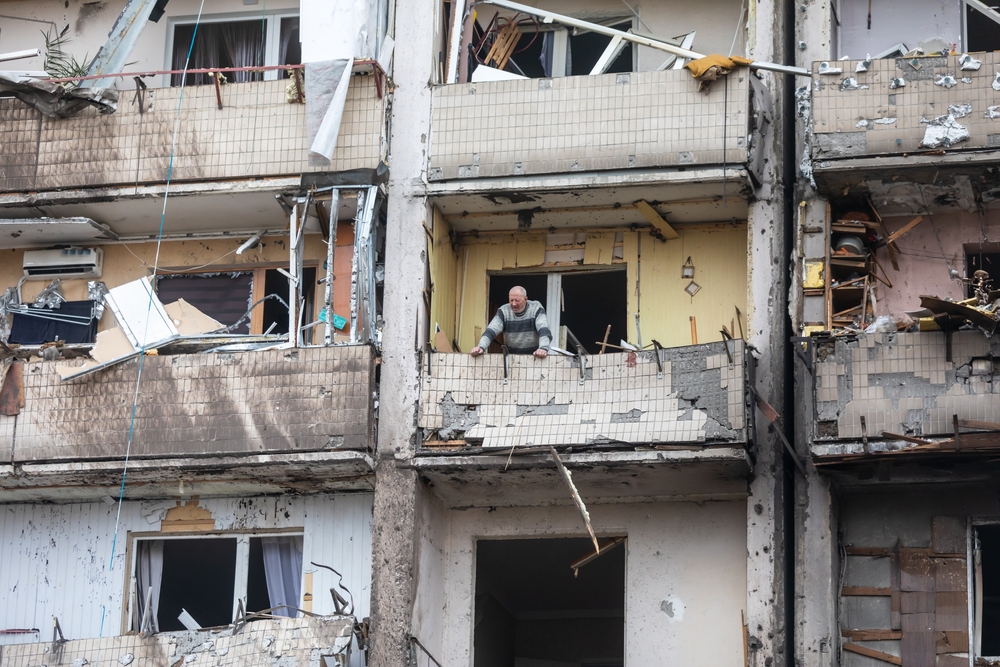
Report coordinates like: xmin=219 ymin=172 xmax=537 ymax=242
xmin=425 ymin=342 xmax=433 ymax=378
xmin=501 ymin=344 xmax=509 ymax=384
xmin=651 ymin=339 xmax=664 ymax=378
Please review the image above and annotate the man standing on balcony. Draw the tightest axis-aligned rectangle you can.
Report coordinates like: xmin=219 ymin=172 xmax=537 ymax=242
xmin=470 ymin=286 xmax=551 ymax=358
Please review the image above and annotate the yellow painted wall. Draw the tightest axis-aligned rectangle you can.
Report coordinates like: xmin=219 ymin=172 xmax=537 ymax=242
xmin=445 ymin=225 xmax=748 ymax=352
xmin=0 ymin=234 xmax=331 ymax=332
xmin=428 ymin=209 xmax=459 ymax=346
xmin=635 ymin=225 xmax=748 ymax=347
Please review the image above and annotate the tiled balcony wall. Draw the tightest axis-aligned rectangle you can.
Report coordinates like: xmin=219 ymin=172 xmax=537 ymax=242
xmin=0 ymin=614 xmax=355 ymax=666
xmin=812 ymin=332 xmax=1000 ymax=443
xmin=419 ymin=341 xmax=751 ymax=448
xmin=811 ymin=52 xmax=1000 ymax=159
xmin=428 ymin=70 xmax=751 ymax=181
xmin=0 ymin=345 xmax=375 ymax=462
xmin=0 ymin=77 xmax=385 ymax=192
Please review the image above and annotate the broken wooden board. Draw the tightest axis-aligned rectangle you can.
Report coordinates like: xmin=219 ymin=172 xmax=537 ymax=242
xmin=634 ymin=200 xmax=679 ymax=240
xmin=919 ymin=295 xmax=999 ymax=333
xmin=842 ymin=642 xmax=901 ymax=665
xmin=0 ymin=360 xmax=23 ymax=416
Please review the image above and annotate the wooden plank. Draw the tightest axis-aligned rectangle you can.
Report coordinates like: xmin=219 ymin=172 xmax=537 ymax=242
xmin=901 ymin=592 xmax=935 ymax=613
xmin=935 ymin=631 xmax=968 ymax=654
xmin=0 ymin=360 xmax=23 ymax=416
xmin=846 ymin=547 xmax=894 ymax=556
xmin=901 ymin=628 xmax=937 ymax=667
xmin=885 ymin=216 xmax=923 ymax=245
xmin=634 ymin=200 xmax=680 ymax=240
xmin=932 ymin=517 xmax=966 ymax=555
xmin=900 ymin=550 xmax=935 ymax=591
xmin=934 ymin=592 xmax=968 ymax=631
xmin=843 ymin=586 xmax=894 ymax=596
xmin=933 ymin=559 xmax=967 ymax=592
xmin=842 ymin=630 xmax=903 ymax=641
xmin=842 ymin=642 xmax=902 ymax=665
xmin=583 ymin=233 xmax=615 ymax=265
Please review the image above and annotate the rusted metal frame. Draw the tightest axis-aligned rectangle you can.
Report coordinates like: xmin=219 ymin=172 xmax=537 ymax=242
xmin=860 ymin=415 xmax=869 ymax=455
xmin=212 ymin=72 xmax=224 ymax=110
xmin=324 ymin=190 xmax=340 ymax=345
xmin=350 ymin=186 xmax=379 ymax=344
xmin=501 ymin=344 xmax=509 ymax=383
xmin=292 ymin=67 xmax=305 ymax=103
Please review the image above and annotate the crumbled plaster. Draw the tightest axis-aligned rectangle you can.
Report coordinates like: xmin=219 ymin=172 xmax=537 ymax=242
xmin=920 ymin=114 xmax=970 ymax=149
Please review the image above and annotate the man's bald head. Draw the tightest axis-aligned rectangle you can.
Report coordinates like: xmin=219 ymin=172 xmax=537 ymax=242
xmin=508 ymin=286 xmax=527 ymax=313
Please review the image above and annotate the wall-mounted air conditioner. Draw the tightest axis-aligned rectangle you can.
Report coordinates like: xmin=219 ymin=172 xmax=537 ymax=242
xmin=23 ymin=247 xmax=104 ymax=280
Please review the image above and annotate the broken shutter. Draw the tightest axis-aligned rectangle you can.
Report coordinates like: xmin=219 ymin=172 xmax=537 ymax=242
xmin=155 ymin=272 xmax=254 ymax=334
xmin=841 ymin=515 xmax=968 ymax=667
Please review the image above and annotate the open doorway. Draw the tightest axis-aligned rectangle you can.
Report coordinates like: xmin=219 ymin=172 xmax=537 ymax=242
xmin=487 ymin=269 xmax=628 ymax=354
xmin=474 ymin=537 xmax=625 ymax=667
xmin=978 ymin=525 xmax=1000 ymax=657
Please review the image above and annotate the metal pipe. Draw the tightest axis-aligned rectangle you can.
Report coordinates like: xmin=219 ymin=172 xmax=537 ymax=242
xmin=288 ymin=203 xmax=299 ymax=346
xmin=477 ymin=0 xmax=811 ymax=76
xmin=0 ymin=48 xmax=41 ymax=63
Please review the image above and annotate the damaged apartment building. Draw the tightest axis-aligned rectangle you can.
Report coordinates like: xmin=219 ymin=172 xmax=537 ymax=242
xmin=0 ymin=0 xmax=800 ymax=664
xmin=374 ymin=0 xmax=800 ymax=664
xmin=791 ymin=2 xmax=1000 ymax=667
xmin=0 ymin=0 xmax=390 ymax=662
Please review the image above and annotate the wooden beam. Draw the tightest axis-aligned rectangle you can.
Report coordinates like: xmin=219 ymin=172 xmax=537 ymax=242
xmin=634 ymin=200 xmax=680 ymax=240
xmin=842 ymin=586 xmax=893 ymax=596
xmin=884 ymin=216 xmax=923 ymax=246
xmin=842 ymin=630 xmax=903 ymax=641
xmin=842 ymin=642 xmax=902 ymax=665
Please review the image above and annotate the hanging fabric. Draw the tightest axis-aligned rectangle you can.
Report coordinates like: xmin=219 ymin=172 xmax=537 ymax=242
xmin=135 ymin=540 xmax=164 ymax=632
xmin=261 ymin=536 xmax=304 ymax=617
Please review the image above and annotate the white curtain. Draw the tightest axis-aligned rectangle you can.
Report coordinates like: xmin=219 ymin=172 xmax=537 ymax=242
xmin=261 ymin=536 xmax=303 ymax=617
xmin=135 ymin=540 xmax=164 ymax=632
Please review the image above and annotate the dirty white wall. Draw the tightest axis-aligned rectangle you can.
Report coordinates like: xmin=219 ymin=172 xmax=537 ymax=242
xmin=872 ymin=211 xmax=974 ymax=323
xmin=410 ymin=483 xmax=448 ymax=661
xmin=836 ymin=0 xmax=962 ymax=58
xmin=0 ymin=0 xmax=297 ymax=86
xmin=0 ymin=493 xmax=373 ymax=667
xmin=418 ymin=500 xmax=747 ymax=666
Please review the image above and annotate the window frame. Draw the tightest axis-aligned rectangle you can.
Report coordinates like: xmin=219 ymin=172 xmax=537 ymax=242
xmin=163 ymin=9 xmax=301 ymax=88
xmin=121 ymin=527 xmax=305 ymax=635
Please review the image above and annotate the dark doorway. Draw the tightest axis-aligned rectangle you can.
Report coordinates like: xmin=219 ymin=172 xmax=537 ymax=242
xmin=981 ymin=525 xmax=1000 ymax=656
xmin=486 ymin=273 xmax=548 ymax=353
xmin=474 ymin=537 xmax=625 ymax=667
xmin=263 ymin=266 xmax=316 ymax=336
xmin=561 ymin=270 xmax=628 ymax=354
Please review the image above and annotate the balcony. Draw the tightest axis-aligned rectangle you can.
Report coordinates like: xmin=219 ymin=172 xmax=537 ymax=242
xmin=0 ymin=77 xmax=385 ymax=194
xmin=808 ymin=52 xmax=1000 ymax=204
xmin=0 ymin=345 xmax=376 ymax=499
xmin=808 ymin=331 xmax=1000 ymax=477
xmin=0 ymin=614 xmax=355 ymax=666
xmin=428 ymin=69 xmax=764 ymax=183
xmin=411 ymin=341 xmax=753 ymax=506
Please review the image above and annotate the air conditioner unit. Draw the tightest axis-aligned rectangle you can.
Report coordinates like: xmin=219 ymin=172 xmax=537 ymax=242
xmin=23 ymin=247 xmax=104 ymax=280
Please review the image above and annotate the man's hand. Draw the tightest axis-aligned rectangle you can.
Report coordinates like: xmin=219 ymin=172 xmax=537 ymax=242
xmin=470 ymin=346 xmax=485 ymax=357
xmin=533 ymin=348 xmax=548 ymax=358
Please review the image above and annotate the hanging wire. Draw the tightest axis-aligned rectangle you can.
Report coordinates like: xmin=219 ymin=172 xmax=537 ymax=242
xmin=101 ymin=0 xmax=209 ymax=637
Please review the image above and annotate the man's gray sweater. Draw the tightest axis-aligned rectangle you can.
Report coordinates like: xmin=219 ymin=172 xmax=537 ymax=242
xmin=478 ymin=300 xmax=552 ymax=354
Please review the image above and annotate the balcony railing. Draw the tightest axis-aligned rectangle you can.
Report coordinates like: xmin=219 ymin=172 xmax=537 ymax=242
xmin=810 ymin=52 xmax=1000 ymax=162
xmin=428 ymin=69 xmax=760 ymax=181
xmin=0 ymin=77 xmax=385 ymax=193
xmin=419 ymin=341 xmax=751 ymax=451
xmin=2 ymin=345 xmax=375 ymax=464
xmin=0 ymin=614 xmax=354 ymax=666
xmin=810 ymin=331 xmax=1000 ymax=457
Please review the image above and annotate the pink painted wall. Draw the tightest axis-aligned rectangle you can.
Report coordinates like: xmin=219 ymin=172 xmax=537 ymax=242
xmin=873 ymin=210 xmax=986 ymax=323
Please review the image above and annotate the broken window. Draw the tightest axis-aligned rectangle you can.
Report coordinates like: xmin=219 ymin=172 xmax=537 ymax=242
xmin=487 ymin=268 xmax=628 ymax=354
xmin=153 ymin=267 xmax=316 ymax=336
xmin=131 ymin=534 xmax=303 ymax=632
xmin=469 ymin=17 xmax=634 ymax=79
xmin=170 ymin=15 xmax=301 ymax=86
xmin=474 ymin=537 xmax=625 ymax=667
